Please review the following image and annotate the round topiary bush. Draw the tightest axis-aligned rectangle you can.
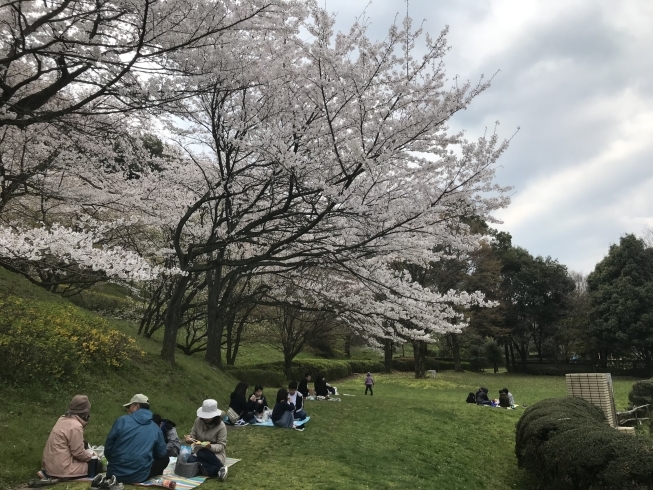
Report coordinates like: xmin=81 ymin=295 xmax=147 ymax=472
xmin=516 ymin=397 xmax=653 ymax=490
xmin=628 ymin=378 xmax=653 ymax=407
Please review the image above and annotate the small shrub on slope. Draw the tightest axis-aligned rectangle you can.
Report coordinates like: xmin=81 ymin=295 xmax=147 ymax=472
xmin=0 ymin=296 xmax=142 ymax=383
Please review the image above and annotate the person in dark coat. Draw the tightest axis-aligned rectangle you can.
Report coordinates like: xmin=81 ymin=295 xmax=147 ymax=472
xmin=475 ymin=387 xmax=491 ymax=406
xmin=105 ymin=394 xmax=168 ymax=484
xmin=298 ymin=373 xmax=312 ymax=398
xmin=152 ymin=414 xmax=181 ymax=457
xmin=228 ymin=382 xmax=256 ymax=423
xmin=246 ymin=385 xmax=268 ymax=418
xmin=271 ymin=389 xmax=303 ymax=431
xmin=314 ymin=375 xmax=329 ymax=397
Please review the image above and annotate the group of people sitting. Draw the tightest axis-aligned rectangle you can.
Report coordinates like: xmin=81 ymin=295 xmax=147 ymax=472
xmin=474 ymin=387 xmax=516 ymax=408
xmin=226 ymin=372 xmax=336 ymax=430
xmin=39 ymin=373 xmax=339 ymax=488
xmin=39 ymin=393 xmax=229 ymax=489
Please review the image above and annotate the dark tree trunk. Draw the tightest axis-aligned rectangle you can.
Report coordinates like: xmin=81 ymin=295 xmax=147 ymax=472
xmin=283 ymin=354 xmax=293 ymax=380
xmin=205 ymin=267 xmax=224 ymax=367
xmin=344 ymin=334 xmax=351 ymax=359
xmin=493 ymin=362 xmax=498 ymax=374
xmin=160 ymin=274 xmax=190 ymax=365
xmin=413 ymin=340 xmax=426 ymax=379
xmin=226 ymin=306 xmax=253 ymax=366
xmin=509 ymin=342 xmax=516 ymax=372
xmin=450 ymin=333 xmax=463 ymax=372
xmin=504 ymin=343 xmax=510 ymax=372
xmin=384 ymin=339 xmax=393 ymax=373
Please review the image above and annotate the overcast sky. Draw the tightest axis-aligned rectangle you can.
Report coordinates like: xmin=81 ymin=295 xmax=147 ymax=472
xmin=323 ymin=0 xmax=653 ymax=273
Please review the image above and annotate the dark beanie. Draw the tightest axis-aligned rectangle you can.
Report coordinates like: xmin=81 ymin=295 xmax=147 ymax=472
xmin=68 ymin=395 xmax=91 ymax=415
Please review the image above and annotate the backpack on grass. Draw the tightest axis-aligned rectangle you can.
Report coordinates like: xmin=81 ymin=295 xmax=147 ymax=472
xmin=466 ymin=392 xmax=476 ymax=404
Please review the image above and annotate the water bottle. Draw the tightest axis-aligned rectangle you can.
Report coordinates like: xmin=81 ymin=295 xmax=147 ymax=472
xmin=150 ymin=478 xmax=176 ymax=489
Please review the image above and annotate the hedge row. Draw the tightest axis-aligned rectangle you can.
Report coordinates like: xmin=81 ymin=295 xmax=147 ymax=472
xmin=510 ymin=363 xmax=650 ymax=377
xmin=391 ymin=357 xmax=471 ymax=372
xmin=224 ymin=356 xmax=474 ymax=388
xmin=516 ymin=397 xmax=653 ymax=490
xmin=223 ymin=369 xmax=286 ymax=388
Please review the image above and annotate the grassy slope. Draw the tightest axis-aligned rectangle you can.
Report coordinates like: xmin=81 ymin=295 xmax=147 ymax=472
xmin=0 ymin=268 xmax=640 ymax=490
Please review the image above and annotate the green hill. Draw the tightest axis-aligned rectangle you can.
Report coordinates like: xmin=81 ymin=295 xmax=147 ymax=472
xmin=0 ymin=268 xmax=239 ymax=488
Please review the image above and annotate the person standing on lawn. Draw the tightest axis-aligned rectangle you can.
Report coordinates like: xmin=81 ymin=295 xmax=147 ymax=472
xmin=364 ymin=372 xmax=375 ymax=395
xmin=104 ymin=394 xmax=169 ymax=484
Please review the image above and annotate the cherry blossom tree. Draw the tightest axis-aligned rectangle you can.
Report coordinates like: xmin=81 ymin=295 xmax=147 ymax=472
xmin=157 ymin=6 xmax=510 ymax=366
xmin=0 ymin=0 xmax=282 ymax=129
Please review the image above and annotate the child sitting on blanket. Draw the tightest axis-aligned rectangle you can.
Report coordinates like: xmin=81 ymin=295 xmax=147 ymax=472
xmin=247 ymin=385 xmax=269 ymax=421
xmin=271 ymin=389 xmax=304 ymax=431
xmin=288 ymin=381 xmax=307 ymax=420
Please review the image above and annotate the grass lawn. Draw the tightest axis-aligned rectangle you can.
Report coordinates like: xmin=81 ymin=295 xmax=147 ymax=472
xmin=1 ymin=369 xmax=639 ymax=490
xmin=0 ymin=268 xmax=644 ymax=489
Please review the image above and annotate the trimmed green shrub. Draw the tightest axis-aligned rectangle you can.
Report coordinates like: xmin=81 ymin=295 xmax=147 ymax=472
xmin=391 ymin=357 xmax=471 ymax=372
xmin=348 ymin=360 xmax=385 ymax=373
xmin=288 ymin=359 xmax=352 ymax=380
xmin=226 ymin=369 xmax=286 ymax=388
xmin=511 ymin=363 xmax=650 ymax=377
xmin=516 ymin=397 xmax=653 ymax=489
xmin=628 ymin=378 xmax=653 ymax=406
xmin=235 ymin=359 xmax=353 ymax=382
xmin=0 ymin=296 xmax=142 ymax=383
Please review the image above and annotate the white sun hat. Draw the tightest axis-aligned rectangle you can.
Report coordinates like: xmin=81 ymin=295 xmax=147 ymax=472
xmin=197 ymin=399 xmax=222 ymax=418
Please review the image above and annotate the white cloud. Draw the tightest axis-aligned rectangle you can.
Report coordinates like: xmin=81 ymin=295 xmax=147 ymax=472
xmin=326 ymin=0 xmax=653 ymax=271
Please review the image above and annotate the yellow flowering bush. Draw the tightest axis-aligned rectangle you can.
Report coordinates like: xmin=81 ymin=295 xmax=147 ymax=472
xmin=0 ymin=296 xmax=142 ymax=383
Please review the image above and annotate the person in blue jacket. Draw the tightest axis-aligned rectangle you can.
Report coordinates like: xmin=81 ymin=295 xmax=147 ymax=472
xmin=104 ymin=394 xmax=169 ymax=484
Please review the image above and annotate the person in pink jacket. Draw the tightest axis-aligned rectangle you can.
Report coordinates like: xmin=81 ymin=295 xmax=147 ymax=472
xmin=41 ymin=395 xmax=97 ymax=479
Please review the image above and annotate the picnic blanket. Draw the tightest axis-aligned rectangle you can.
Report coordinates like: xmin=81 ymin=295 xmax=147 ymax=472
xmin=134 ymin=457 xmax=240 ymax=488
xmin=250 ymin=416 xmax=310 ymax=427
xmin=49 ymin=456 xmax=241 ymax=489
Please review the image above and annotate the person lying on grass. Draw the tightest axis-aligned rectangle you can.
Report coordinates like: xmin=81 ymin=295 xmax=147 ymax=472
xmin=247 ymin=385 xmax=269 ymax=420
xmin=288 ymin=381 xmax=307 ymax=420
xmin=184 ymin=399 xmax=228 ymax=481
xmin=271 ymin=388 xmax=304 ymax=431
xmin=41 ymin=395 xmax=100 ymax=480
xmin=152 ymin=413 xmax=181 ymax=457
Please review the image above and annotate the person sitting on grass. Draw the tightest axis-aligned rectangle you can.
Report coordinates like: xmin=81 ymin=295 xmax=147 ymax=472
xmin=271 ymin=388 xmax=304 ymax=431
xmin=314 ymin=375 xmax=328 ymax=397
xmin=247 ymin=385 xmax=268 ymax=420
xmin=105 ymin=394 xmax=169 ymax=485
xmin=152 ymin=414 xmax=181 ymax=457
xmin=315 ymin=375 xmax=337 ymax=397
xmin=475 ymin=387 xmax=492 ymax=406
xmin=298 ymin=373 xmax=312 ymax=398
xmin=41 ymin=395 xmax=99 ymax=480
xmin=288 ymin=381 xmax=307 ymax=420
xmin=498 ymin=388 xmax=515 ymax=408
xmin=229 ymin=382 xmax=256 ymax=425
xmin=184 ymin=399 xmax=228 ymax=481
